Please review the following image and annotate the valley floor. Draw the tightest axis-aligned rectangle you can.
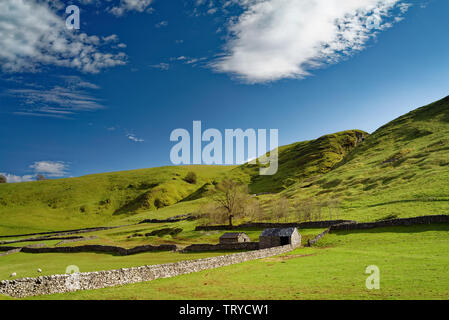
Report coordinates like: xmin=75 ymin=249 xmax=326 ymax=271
xmin=2 ymin=224 xmax=448 ymax=300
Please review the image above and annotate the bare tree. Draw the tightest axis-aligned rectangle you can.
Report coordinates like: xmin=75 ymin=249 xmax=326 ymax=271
xmin=246 ymin=197 xmax=265 ymax=222
xmin=213 ymin=179 xmax=249 ymax=226
xmin=326 ymin=198 xmax=341 ymax=220
xmin=0 ymin=175 xmax=6 ymax=184
xmin=36 ymin=174 xmax=47 ymax=181
xmin=272 ymin=197 xmax=290 ymax=222
xmin=196 ymin=202 xmax=226 ymax=226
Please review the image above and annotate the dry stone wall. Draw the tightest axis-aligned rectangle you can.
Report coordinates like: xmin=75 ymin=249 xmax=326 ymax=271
xmin=195 ymin=220 xmax=354 ymax=231
xmin=0 ymin=244 xmax=297 ymax=298
xmin=329 ymin=215 xmax=449 ymax=232
xmin=182 ymin=242 xmax=259 ymax=252
xmin=0 ymin=244 xmax=177 ymax=256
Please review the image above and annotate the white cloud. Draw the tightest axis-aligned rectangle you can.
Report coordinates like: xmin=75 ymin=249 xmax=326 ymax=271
xmin=30 ymin=161 xmax=68 ymax=177
xmin=150 ymin=63 xmax=170 ymax=70
xmin=155 ymin=21 xmax=169 ymax=28
xmin=8 ymin=81 xmax=104 ymax=119
xmin=0 ymin=0 xmax=127 ymax=73
xmin=126 ymin=134 xmax=145 ymax=142
xmin=109 ymin=0 xmax=154 ymax=16
xmin=0 ymin=173 xmax=35 ymax=183
xmin=211 ymin=0 xmax=411 ymax=83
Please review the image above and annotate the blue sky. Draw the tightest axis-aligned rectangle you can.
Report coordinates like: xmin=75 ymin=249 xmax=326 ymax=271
xmin=1 ymin=0 xmax=448 ymax=181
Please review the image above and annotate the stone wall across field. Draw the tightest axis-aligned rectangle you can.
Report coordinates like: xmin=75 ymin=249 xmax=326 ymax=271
xmin=0 ymin=244 xmax=177 ymax=256
xmin=0 ymin=244 xmax=298 ymax=298
xmin=195 ymin=220 xmax=354 ymax=231
xmin=329 ymin=215 xmax=449 ymax=232
xmin=182 ymin=242 xmax=259 ymax=252
xmin=305 ymin=214 xmax=449 ymax=247
xmin=306 ymin=229 xmax=330 ymax=247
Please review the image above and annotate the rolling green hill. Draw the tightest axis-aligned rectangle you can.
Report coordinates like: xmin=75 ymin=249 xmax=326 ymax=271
xmin=238 ymin=129 xmax=368 ymax=193
xmin=1 ymin=95 xmax=448 ymax=233
xmin=0 ymin=165 xmax=245 ymax=234
xmin=284 ymin=95 xmax=449 ymax=221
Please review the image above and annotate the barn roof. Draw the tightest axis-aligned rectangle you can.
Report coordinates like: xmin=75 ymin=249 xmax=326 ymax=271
xmin=260 ymin=227 xmax=297 ymax=237
xmin=219 ymin=232 xmax=247 ymax=239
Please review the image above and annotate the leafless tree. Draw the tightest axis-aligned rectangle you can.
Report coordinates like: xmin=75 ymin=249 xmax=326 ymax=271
xmin=0 ymin=175 xmax=6 ymax=184
xmin=272 ymin=197 xmax=290 ymax=222
xmin=212 ymin=179 xmax=249 ymax=226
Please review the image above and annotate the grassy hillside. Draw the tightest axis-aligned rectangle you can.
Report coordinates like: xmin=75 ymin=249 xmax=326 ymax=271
xmin=0 ymin=165 xmax=245 ymax=235
xmin=285 ymin=95 xmax=449 ymax=221
xmin=238 ymin=129 xmax=368 ymax=193
xmin=1 ymin=95 xmax=448 ymax=233
xmin=0 ymin=130 xmax=369 ymax=234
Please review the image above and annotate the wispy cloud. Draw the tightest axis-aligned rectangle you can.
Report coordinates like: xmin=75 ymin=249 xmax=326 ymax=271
xmin=29 ymin=161 xmax=68 ymax=177
xmin=109 ymin=0 xmax=154 ymax=16
xmin=210 ymin=0 xmax=412 ymax=83
xmin=0 ymin=160 xmax=69 ymax=182
xmin=155 ymin=21 xmax=169 ymax=28
xmin=126 ymin=133 xmax=145 ymax=142
xmin=0 ymin=173 xmax=35 ymax=183
xmin=0 ymin=0 xmax=127 ymax=73
xmin=8 ymin=80 xmax=104 ymax=119
xmin=150 ymin=63 xmax=170 ymax=70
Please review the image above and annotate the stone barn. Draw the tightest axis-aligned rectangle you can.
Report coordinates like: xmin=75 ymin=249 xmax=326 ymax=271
xmin=219 ymin=232 xmax=251 ymax=244
xmin=259 ymin=228 xmax=301 ymax=249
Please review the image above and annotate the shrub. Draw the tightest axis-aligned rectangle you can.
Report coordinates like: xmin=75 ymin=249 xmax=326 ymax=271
xmin=36 ymin=174 xmax=47 ymax=181
xmin=184 ymin=171 xmax=197 ymax=184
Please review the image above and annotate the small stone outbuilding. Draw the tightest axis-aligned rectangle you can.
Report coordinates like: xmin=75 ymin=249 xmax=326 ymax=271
xmin=219 ymin=232 xmax=251 ymax=244
xmin=259 ymin=227 xmax=301 ymax=249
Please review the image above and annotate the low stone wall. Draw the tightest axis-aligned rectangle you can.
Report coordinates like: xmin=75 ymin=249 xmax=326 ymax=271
xmin=0 ymin=235 xmax=88 ymax=246
xmin=195 ymin=220 xmax=354 ymax=231
xmin=306 ymin=229 xmax=330 ymax=247
xmin=0 ymin=244 xmax=297 ymax=298
xmin=0 ymin=244 xmax=177 ymax=256
xmin=305 ymin=214 xmax=449 ymax=247
xmin=182 ymin=242 xmax=259 ymax=252
xmin=55 ymin=236 xmax=98 ymax=246
xmin=0 ymin=248 xmax=21 ymax=257
xmin=138 ymin=214 xmax=197 ymax=224
xmin=329 ymin=215 xmax=449 ymax=232
xmin=0 ymin=225 xmax=131 ymax=239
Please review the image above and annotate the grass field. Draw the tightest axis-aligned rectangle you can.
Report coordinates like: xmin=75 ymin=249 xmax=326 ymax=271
xmin=7 ymin=223 xmax=446 ymax=300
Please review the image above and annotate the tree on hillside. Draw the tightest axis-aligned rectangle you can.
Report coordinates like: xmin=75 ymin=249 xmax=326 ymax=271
xmin=271 ymin=197 xmax=290 ymax=222
xmin=0 ymin=175 xmax=6 ymax=184
xmin=246 ymin=197 xmax=266 ymax=222
xmin=325 ymin=198 xmax=341 ymax=220
xmin=184 ymin=171 xmax=197 ymax=184
xmin=36 ymin=174 xmax=47 ymax=181
xmin=294 ymin=199 xmax=316 ymax=222
xmin=212 ymin=179 xmax=249 ymax=226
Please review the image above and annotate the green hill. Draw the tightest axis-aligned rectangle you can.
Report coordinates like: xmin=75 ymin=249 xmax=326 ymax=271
xmin=1 ymin=95 xmax=449 ymax=233
xmin=0 ymin=165 xmax=244 ymax=234
xmin=284 ymin=95 xmax=449 ymax=221
xmin=238 ymin=130 xmax=368 ymax=193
